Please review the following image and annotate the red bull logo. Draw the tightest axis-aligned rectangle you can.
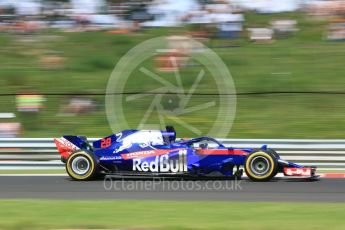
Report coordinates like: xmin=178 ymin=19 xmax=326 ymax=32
xmin=133 ymin=150 xmax=187 ymax=173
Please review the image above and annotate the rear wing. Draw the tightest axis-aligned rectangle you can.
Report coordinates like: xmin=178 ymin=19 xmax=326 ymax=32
xmin=54 ymin=135 xmax=91 ymax=159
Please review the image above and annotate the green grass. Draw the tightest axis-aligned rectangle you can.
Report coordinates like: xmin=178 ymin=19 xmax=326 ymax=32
xmin=0 ymin=200 xmax=344 ymax=230
xmin=319 ymin=170 xmax=345 ymax=173
xmin=1 ymin=12 xmax=345 ymax=138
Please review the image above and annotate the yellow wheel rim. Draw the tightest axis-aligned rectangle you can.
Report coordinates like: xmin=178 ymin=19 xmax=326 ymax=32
xmin=66 ymin=151 xmax=95 ymax=180
xmin=245 ymin=151 xmax=275 ymax=180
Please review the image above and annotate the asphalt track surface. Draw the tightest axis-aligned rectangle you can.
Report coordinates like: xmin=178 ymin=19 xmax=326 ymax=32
xmin=0 ymin=176 xmax=344 ymax=202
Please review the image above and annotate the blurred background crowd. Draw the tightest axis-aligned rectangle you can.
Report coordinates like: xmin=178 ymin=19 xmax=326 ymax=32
xmin=0 ymin=0 xmax=344 ymax=138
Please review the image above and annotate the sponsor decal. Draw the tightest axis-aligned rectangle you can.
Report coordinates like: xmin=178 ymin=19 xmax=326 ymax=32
xmin=115 ymin=130 xmax=165 ymax=154
xmin=100 ymin=156 xmax=122 ymax=161
xmin=132 ymin=150 xmax=188 ymax=173
xmin=284 ymin=167 xmax=311 ymax=176
xmin=121 ymin=148 xmax=184 ymax=160
xmin=115 ymin=142 xmax=133 ymax=153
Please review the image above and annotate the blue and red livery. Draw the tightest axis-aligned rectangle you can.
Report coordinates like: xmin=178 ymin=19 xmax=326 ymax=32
xmin=54 ymin=126 xmax=318 ymax=181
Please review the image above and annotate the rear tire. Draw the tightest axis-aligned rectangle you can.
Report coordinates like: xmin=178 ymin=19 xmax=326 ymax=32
xmin=66 ymin=150 xmax=98 ymax=181
xmin=245 ymin=150 xmax=278 ymax=182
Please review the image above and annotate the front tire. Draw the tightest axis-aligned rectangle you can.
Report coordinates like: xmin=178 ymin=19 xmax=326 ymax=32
xmin=245 ymin=150 xmax=278 ymax=182
xmin=66 ymin=151 xmax=98 ymax=181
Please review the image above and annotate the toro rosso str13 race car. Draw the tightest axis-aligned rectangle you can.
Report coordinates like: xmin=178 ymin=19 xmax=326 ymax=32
xmin=54 ymin=126 xmax=318 ymax=181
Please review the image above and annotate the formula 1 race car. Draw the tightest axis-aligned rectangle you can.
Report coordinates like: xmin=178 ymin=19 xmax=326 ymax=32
xmin=54 ymin=126 xmax=318 ymax=181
